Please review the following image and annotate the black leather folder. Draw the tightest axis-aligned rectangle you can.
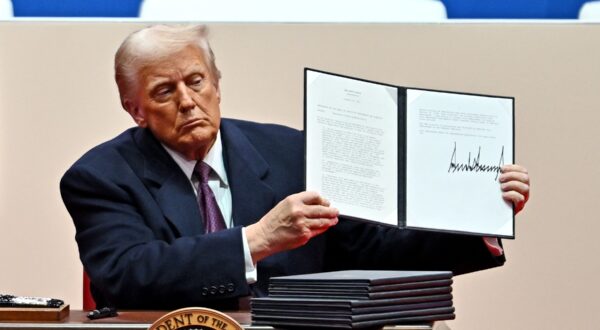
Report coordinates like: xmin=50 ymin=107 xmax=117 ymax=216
xmin=268 ymin=279 xmax=453 ymax=293
xmin=253 ymin=312 xmax=456 ymax=329
xmin=252 ymin=270 xmax=456 ymax=328
xmin=268 ymin=270 xmax=452 ymax=287
xmin=252 ymin=299 xmax=452 ymax=316
xmin=253 ymin=306 xmax=454 ymax=322
xmin=267 ymin=286 xmax=452 ymax=300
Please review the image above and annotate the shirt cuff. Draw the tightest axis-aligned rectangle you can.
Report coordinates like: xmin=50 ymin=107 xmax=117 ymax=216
xmin=483 ymin=236 xmax=504 ymax=257
xmin=242 ymin=227 xmax=257 ymax=284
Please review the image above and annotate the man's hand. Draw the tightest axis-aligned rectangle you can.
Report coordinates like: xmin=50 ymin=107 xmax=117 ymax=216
xmin=245 ymin=191 xmax=339 ymax=263
xmin=499 ymin=164 xmax=530 ymax=214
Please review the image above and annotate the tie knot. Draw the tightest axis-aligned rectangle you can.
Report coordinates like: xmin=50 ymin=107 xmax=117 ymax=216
xmin=194 ymin=161 xmax=212 ymax=183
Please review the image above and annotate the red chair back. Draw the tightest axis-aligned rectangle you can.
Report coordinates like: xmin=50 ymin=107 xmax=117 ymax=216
xmin=83 ymin=272 xmax=96 ymax=311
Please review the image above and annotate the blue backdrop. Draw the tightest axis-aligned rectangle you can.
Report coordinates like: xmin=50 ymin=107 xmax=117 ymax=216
xmin=10 ymin=0 xmax=593 ymax=19
xmin=441 ymin=0 xmax=590 ymax=19
xmin=12 ymin=0 xmax=143 ymax=17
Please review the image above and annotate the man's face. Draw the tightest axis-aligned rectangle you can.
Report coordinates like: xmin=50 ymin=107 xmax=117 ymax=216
xmin=126 ymin=45 xmax=221 ymax=160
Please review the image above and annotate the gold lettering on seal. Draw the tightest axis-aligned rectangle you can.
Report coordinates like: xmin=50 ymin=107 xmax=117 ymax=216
xmin=149 ymin=307 xmax=243 ymax=330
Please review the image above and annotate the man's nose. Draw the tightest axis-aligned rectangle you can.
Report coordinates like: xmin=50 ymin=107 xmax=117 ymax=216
xmin=177 ymin=83 xmax=196 ymax=112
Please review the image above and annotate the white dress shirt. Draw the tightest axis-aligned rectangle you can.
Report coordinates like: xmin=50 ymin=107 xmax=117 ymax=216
xmin=162 ymin=131 xmax=257 ymax=283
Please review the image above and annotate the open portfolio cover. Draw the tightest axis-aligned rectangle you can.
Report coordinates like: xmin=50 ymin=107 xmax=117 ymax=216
xmin=304 ymin=68 xmax=515 ymax=238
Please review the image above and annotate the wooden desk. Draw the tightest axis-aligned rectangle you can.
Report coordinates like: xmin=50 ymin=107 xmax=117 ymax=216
xmin=0 ymin=310 xmax=433 ymax=329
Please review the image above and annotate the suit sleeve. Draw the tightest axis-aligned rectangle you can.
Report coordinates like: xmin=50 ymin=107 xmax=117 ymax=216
xmin=60 ymin=162 xmax=249 ymax=309
xmin=325 ymin=218 xmax=505 ymax=275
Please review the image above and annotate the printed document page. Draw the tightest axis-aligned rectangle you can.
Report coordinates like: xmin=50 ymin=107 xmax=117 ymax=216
xmin=305 ymin=70 xmax=398 ymax=225
xmin=405 ymin=89 xmax=514 ymax=236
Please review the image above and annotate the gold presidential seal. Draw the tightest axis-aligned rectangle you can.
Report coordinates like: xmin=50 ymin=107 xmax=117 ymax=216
xmin=149 ymin=307 xmax=243 ymax=330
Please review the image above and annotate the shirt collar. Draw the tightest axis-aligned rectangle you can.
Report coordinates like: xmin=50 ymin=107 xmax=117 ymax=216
xmin=161 ymin=131 xmax=229 ymax=187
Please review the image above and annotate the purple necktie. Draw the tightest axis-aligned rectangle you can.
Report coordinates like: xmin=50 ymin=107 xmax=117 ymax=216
xmin=194 ymin=161 xmax=226 ymax=233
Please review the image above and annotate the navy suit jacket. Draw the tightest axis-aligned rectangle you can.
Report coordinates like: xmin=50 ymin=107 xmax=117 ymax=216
xmin=60 ymin=118 xmax=504 ymax=310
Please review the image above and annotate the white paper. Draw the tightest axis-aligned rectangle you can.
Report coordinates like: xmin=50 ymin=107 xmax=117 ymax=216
xmin=305 ymin=70 xmax=398 ymax=225
xmin=406 ymin=89 xmax=514 ymax=236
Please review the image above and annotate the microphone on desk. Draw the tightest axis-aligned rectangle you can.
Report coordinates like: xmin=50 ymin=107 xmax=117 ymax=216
xmin=87 ymin=307 xmax=118 ymax=320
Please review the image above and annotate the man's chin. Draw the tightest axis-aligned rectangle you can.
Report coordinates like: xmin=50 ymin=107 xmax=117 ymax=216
xmin=189 ymin=126 xmax=217 ymax=143
xmin=175 ymin=131 xmax=218 ymax=159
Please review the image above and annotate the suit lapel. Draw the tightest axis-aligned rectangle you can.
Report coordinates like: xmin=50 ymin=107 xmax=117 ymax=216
xmin=134 ymin=128 xmax=204 ymax=236
xmin=220 ymin=120 xmax=276 ymax=227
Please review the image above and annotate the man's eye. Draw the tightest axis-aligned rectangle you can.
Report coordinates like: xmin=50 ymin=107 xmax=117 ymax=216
xmin=154 ymin=87 xmax=172 ymax=97
xmin=189 ymin=78 xmax=203 ymax=86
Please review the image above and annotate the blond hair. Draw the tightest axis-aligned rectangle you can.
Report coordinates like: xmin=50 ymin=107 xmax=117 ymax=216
xmin=114 ymin=25 xmax=221 ymax=107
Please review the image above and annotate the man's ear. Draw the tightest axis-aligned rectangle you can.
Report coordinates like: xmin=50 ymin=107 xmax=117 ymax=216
xmin=124 ymin=99 xmax=147 ymax=127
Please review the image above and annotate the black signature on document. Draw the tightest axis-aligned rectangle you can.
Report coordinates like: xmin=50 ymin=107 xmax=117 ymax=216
xmin=447 ymin=142 xmax=504 ymax=181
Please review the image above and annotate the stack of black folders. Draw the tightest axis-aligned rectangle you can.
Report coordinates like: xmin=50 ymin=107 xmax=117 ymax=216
xmin=251 ymin=270 xmax=455 ymax=329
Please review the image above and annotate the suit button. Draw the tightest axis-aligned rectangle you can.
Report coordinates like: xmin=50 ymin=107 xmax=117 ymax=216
xmin=227 ymin=283 xmax=234 ymax=292
xmin=210 ymin=286 xmax=217 ymax=295
xmin=218 ymin=285 xmax=226 ymax=294
xmin=201 ymin=287 xmax=208 ymax=296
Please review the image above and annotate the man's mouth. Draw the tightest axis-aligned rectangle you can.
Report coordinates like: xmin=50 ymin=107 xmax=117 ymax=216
xmin=180 ymin=118 xmax=207 ymax=131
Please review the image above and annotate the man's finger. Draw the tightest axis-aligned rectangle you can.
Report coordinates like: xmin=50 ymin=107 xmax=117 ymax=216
xmin=306 ymin=217 xmax=339 ymax=230
xmin=298 ymin=191 xmax=330 ymax=206
xmin=501 ymin=164 xmax=528 ymax=174
xmin=502 ymin=190 xmax=526 ymax=209
xmin=303 ymin=205 xmax=339 ymax=219
xmin=499 ymin=171 xmax=530 ymax=185
xmin=501 ymin=181 xmax=530 ymax=198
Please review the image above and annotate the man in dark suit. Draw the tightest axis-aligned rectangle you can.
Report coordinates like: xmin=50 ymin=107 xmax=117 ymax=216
xmin=60 ymin=25 xmax=530 ymax=310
